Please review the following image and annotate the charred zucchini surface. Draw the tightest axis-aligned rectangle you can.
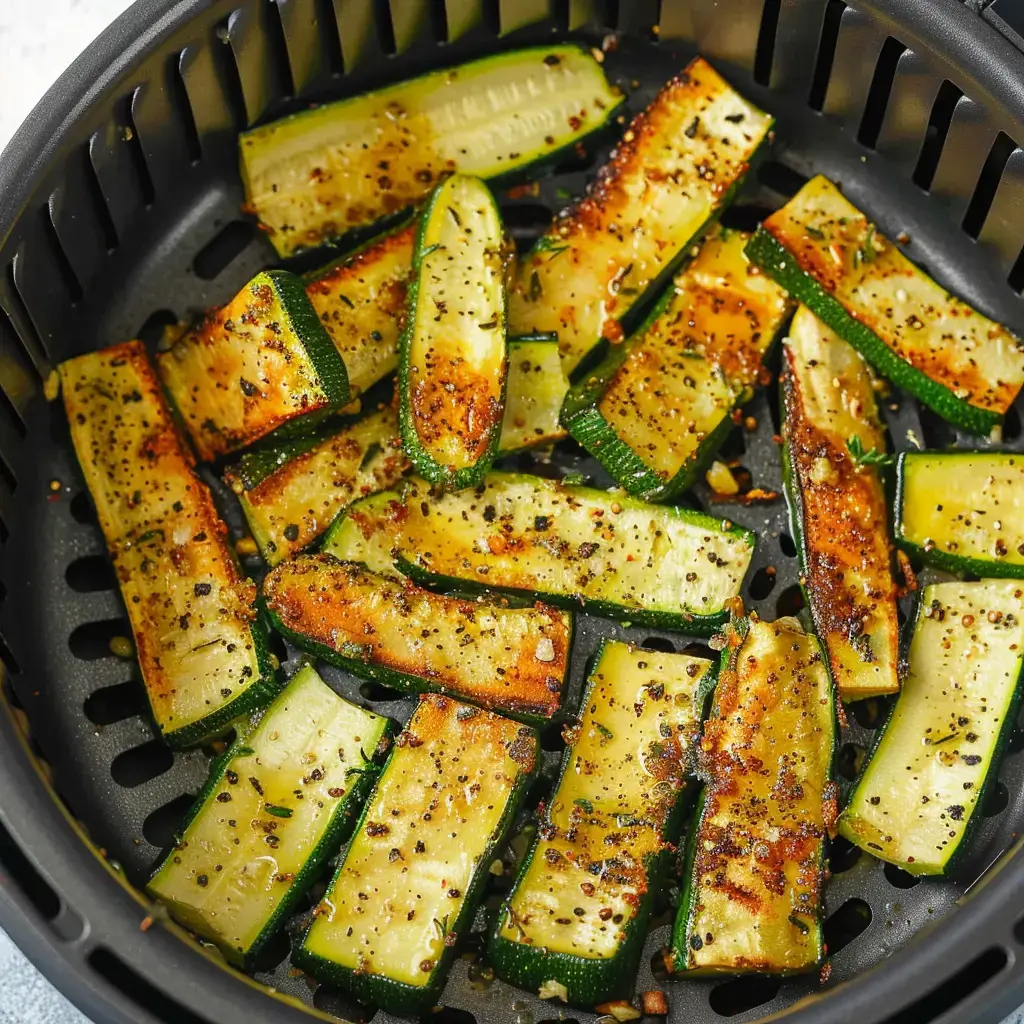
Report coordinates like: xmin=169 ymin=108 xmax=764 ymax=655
xmin=241 ymin=45 xmax=623 ymax=256
xmin=147 ymin=665 xmax=390 ymax=965
xmin=510 ymin=57 xmax=774 ymax=372
xmin=491 ymin=640 xmax=713 ymax=1005
xmin=157 ymin=270 xmax=349 ymax=460
xmin=263 ymin=554 xmax=571 ymax=721
xmin=782 ymin=307 xmax=899 ymax=700
xmin=296 ymin=694 xmax=537 ymax=1015
xmin=671 ymin=617 xmax=837 ymax=975
xmin=60 ymin=342 xmax=275 ymax=747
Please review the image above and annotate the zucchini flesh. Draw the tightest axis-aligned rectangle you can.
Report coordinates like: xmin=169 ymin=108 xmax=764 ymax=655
xmin=399 ymin=174 xmax=508 ymax=488
xmin=509 ymin=57 xmax=774 ymax=373
xmin=224 ymin=407 xmax=409 ymax=566
xmin=840 ymin=580 xmax=1024 ymax=874
xmin=561 ymin=228 xmax=791 ymax=500
xmin=896 ymin=451 xmax=1024 ymax=578
xmin=490 ymin=640 xmax=713 ymax=1005
xmin=60 ymin=342 xmax=275 ymax=748
xmin=321 ymin=488 xmax=410 ymax=578
xmin=157 ymin=270 xmax=349 ymax=461
xmin=263 ymin=554 xmax=571 ymax=722
xmin=782 ymin=307 xmax=899 ymax=700
xmin=241 ymin=45 xmax=623 ymax=257
xmin=671 ymin=617 xmax=836 ymax=975
xmin=147 ymin=665 xmax=389 ymax=965
xmin=322 ymin=473 xmax=756 ymax=633
xmin=746 ymin=175 xmax=1024 ymax=435
xmin=306 ymin=224 xmax=415 ymax=401
xmin=500 ymin=334 xmax=568 ymax=452
xmin=296 ymin=694 xmax=538 ymax=1015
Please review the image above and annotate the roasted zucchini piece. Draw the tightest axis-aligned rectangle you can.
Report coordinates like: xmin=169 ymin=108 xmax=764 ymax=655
xmin=157 ymin=270 xmax=349 ymax=461
xmin=147 ymin=664 xmax=390 ymax=965
xmin=321 ymin=473 xmax=756 ymax=634
xmin=670 ymin=617 xmax=837 ymax=975
xmin=490 ymin=640 xmax=713 ymax=1006
xmin=242 ymin=45 xmax=623 ymax=257
xmin=510 ymin=57 xmax=774 ymax=372
xmin=224 ymin=407 xmax=408 ymax=566
xmin=60 ymin=342 xmax=276 ymax=747
xmin=295 ymin=693 xmax=538 ymax=1016
xmin=306 ymin=223 xmax=415 ymax=401
xmin=840 ymin=580 xmax=1024 ymax=874
xmin=321 ymin=488 xmax=408 ymax=578
xmin=500 ymin=334 xmax=568 ymax=453
xmin=561 ymin=229 xmax=792 ymax=500
xmin=263 ymin=555 xmax=571 ymax=722
xmin=399 ymin=174 xmax=508 ymax=489
xmin=896 ymin=451 xmax=1024 ymax=578
xmin=782 ymin=307 xmax=899 ymax=700
xmin=746 ymin=175 xmax=1024 ymax=435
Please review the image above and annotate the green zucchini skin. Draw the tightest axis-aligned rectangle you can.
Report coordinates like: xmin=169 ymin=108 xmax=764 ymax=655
xmin=894 ymin=451 xmax=1024 ymax=579
xmin=148 ymin=666 xmax=391 ymax=966
xmin=294 ymin=694 xmax=539 ymax=1017
xmin=398 ymin=175 xmax=508 ymax=489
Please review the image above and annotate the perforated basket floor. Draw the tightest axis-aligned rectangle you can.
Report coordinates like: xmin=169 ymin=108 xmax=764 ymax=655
xmin=5 ymin=2 xmax=1024 ymax=1023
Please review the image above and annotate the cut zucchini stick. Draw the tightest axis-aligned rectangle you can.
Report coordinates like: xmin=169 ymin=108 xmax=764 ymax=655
xmin=322 ymin=473 xmax=755 ymax=633
xmin=60 ymin=342 xmax=276 ymax=747
xmin=562 ymin=228 xmax=792 ymax=500
xmin=263 ymin=554 xmax=571 ymax=722
xmin=746 ymin=175 xmax=1024 ymax=435
xmin=147 ymin=665 xmax=390 ymax=966
xmin=782 ymin=307 xmax=899 ymax=701
xmin=896 ymin=451 xmax=1024 ymax=578
xmin=399 ymin=174 xmax=508 ymax=488
xmin=500 ymin=334 xmax=569 ymax=453
xmin=491 ymin=640 xmax=713 ymax=1005
xmin=840 ymin=580 xmax=1024 ymax=875
xmin=670 ymin=617 xmax=837 ymax=975
xmin=510 ymin=57 xmax=774 ymax=372
xmin=321 ymin=488 xmax=410 ymax=578
xmin=242 ymin=45 xmax=623 ymax=257
xmin=224 ymin=407 xmax=409 ymax=566
xmin=296 ymin=693 xmax=538 ymax=1016
xmin=157 ymin=270 xmax=349 ymax=461
xmin=306 ymin=223 xmax=416 ymax=401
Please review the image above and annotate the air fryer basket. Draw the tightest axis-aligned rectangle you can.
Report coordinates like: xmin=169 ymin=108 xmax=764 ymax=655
xmin=5 ymin=1 xmax=1024 ymax=1022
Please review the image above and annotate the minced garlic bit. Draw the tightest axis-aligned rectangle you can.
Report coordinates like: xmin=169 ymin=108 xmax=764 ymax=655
xmin=534 ymin=637 xmax=556 ymax=663
xmin=43 ymin=369 xmax=61 ymax=402
xmin=706 ymin=460 xmax=739 ymax=495
xmin=809 ymin=456 xmax=837 ymax=486
xmin=538 ymin=978 xmax=569 ymax=1002
xmin=594 ymin=1000 xmax=642 ymax=1021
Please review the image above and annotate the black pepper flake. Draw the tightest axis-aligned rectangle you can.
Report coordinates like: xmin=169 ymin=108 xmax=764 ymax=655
xmin=249 ymin=776 xmax=264 ymax=796
xmin=283 ymin=524 xmax=300 ymax=542
xmin=193 ymin=582 xmax=211 ymax=596
xmin=196 ymin=874 xmax=209 ymax=887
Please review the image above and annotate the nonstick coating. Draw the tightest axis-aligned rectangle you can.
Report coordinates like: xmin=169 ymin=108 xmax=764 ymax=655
xmin=3 ymin=2 xmax=1024 ymax=1023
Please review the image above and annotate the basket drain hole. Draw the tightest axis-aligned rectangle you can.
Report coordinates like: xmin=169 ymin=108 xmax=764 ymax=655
xmin=823 ymin=897 xmax=872 ymax=957
xmin=850 ymin=697 xmax=886 ymax=730
xmin=0 ymin=815 xmax=61 ymax=921
xmin=84 ymin=681 xmax=147 ymax=726
xmin=982 ymin=780 xmax=1009 ymax=817
xmin=837 ymin=741 xmax=866 ymax=781
xmin=748 ymin=566 xmax=777 ymax=601
xmin=70 ymin=491 xmax=97 ymax=525
xmin=708 ymin=974 xmax=782 ymax=1017
xmin=65 ymin=554 xmax=117 ymax=593
xmin=775 ymin=582 xmax=805 ymax=618
xmin=142 ymin=792 xmax=196 ymax=848
xmin=193 ymin=220 xmax=257 ymax=280
xmin=778 ymin=532 xmax=797 ymax=558
xmin=358 ymin=680 xmax=406 ymax=703
xmin=89 ymin=948 xmax=206 ymax=1024
xmin=111 ymin=739 xmax=174 ymax=788
xmin=883 ymin=862 xmax=920 ymax=889
xmin=640 ymin=636 xmax=676 ymax=654
xmin=69 ymin=618 xmax=133 ymax=660
xmin=829 ymin=835 xmax=863 ymax=874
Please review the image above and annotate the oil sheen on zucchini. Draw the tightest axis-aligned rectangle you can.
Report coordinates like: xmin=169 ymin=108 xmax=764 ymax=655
xmin=263 ymin=554 xmax=571 ymax=722
xmin=60 ymin=342 xmax=276 ymax=747
xmin=896 ymin=451 xmax=1024 ymax=578
xmin=399 ymin=174 xmax=508 ymax=488
xmin=509 ymin=57 xmax=774 ymax=373
xmin=157 ymin=270 xmax=349 ymax=461
xmin=147 ymin=664 xmax=390 ymax=966
xmin=500 ymin=334 xmax=568 ymax=452
xmin=490 ymin=640 xmax=713 ymax=1006
xmin=224 ymin=407 xmax=409 ymax=566
xmin=670 ymin=617 xmax=837 ymax=975
xmin=296 ymin=693 xmax=538 ymax=1016
xmin=322 ymin=473 xmax=756 ymax=633
xmin=840 ymin=580 xmax=1024 ymax=875
xmin=241 ymin=45 xmax=623 ymax=257
xmin=782 ymin=307 xmax=899 ymax=701
xmin=746 ymin=175 xmax=1024 ymax=435
xmin=561 ymin=228 xmax=791 ymax=500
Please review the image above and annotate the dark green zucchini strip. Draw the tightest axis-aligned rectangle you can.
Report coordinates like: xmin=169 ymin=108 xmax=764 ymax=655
xmin=147 ymin=665 xmax=390 ymax=966
xmin=295 ymin=693 xmax=538 ymax=1017
xmin=840 ymin=580 xmax=1024 ymax=875
xmin=745 ymin=174 xmax=1024 ymax=436
xmin=60 ymin=341 xmax=277 ymax=748
xmin=490 ymin=639 xmax=713 ymax=1006
xmin=670 ymin=617 xmax=837 ymax=975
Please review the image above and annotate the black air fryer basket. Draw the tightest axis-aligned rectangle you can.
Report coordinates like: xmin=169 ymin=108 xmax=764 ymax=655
xmin=6 ymin=1 xmax=1024 ymax=1022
